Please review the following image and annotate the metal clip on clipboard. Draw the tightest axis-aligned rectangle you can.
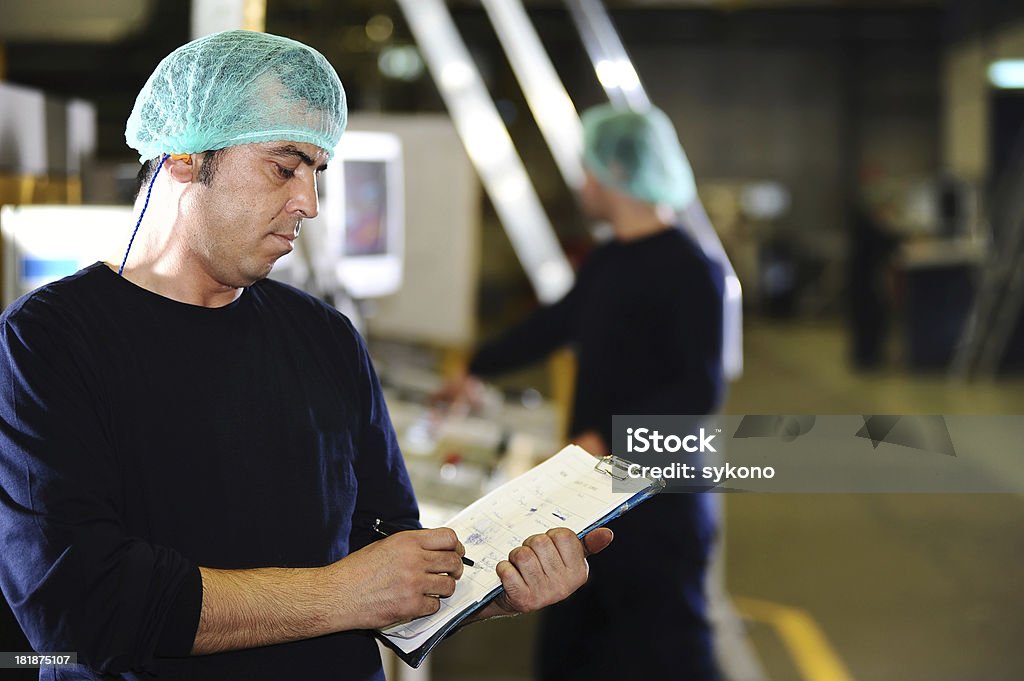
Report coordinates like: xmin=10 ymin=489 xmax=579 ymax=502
xmin=593 ymin=455 xmax=634 ymax=481
xmin=594 ymin=454 xmax=667 ymax=496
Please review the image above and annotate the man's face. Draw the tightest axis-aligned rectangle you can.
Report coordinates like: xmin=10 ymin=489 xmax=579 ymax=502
xmin=181 ymin=141 xmax=329 ymax=288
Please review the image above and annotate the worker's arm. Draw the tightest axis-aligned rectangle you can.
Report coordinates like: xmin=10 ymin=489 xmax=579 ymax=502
xmin=192 ymin=528 xmax=466 ymax=654
xmin=193 ymin=525 xmax=614 ymax=652
xmin=193 ymin=526 xmax=613 ymax=652
xmin=434 ymin=275 xmax=588 ymax=408
xmin=464 ymin=257 xmax=596 ymax=381
xmin=0 ymin=315 xmax=203 ymax=672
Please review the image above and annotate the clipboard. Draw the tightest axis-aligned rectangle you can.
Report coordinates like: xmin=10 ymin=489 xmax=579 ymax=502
xmin=375 ymin=445 xmax=666 ymax=668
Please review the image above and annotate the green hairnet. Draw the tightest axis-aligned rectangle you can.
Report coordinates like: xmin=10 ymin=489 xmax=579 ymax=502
xmin=125 ymin=30 xmax=347 ymax=163
xmin=581 ymin=104 xmax=696 ymax=208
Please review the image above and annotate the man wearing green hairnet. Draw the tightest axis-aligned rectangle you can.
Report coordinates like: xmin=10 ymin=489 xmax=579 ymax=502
xmin=0 ymin=30 xmax=611 ymax=681
xmin=440 ymin=105 xmax=725 ymax=680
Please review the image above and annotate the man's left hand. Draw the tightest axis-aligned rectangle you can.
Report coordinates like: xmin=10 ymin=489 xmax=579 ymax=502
xmin=486 ymin=527 xmax=614 ymax=616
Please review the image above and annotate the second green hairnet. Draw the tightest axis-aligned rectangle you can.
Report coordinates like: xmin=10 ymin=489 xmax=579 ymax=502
xmin=582 ymin=104 xmax=696 ymax=209
xmin=125 ymin=30 xmax=347 ymax=163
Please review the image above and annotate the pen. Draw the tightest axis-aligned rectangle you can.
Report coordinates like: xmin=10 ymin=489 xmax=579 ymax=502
xmin=372 ymin=518 xmax=475 ymax=567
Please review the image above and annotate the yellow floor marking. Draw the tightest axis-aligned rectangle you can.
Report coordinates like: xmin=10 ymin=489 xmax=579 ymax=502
xmin=734 ymin=596 xmax=856 ymax=681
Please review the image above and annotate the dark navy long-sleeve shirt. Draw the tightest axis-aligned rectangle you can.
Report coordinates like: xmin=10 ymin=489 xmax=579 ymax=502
xmin=470 ymin=227 xmax=725 ymax=445
xmin=0 ymin=263 xmax=419 ymax=680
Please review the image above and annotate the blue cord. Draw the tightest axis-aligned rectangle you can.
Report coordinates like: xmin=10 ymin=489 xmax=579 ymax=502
xmin=119 ymin=153 xmax=169 ymax=276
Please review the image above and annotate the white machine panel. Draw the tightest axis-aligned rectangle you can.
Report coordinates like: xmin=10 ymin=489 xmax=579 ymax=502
xmin=1 ymin=205 xmax=132 ymax=307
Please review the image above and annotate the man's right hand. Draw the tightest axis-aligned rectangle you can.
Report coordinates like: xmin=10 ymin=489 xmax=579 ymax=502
xmin=327 ymin=528 xmax=466 ymax=630
xmin=431 ymin=371 xmax=485 ymax=414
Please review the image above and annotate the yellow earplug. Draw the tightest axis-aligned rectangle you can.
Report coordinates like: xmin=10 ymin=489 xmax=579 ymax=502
xmin=169 ymin=153 xmax=193 ymax=165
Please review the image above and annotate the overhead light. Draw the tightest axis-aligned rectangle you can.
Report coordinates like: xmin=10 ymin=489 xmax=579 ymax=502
xmin=988 ymin=60 xmax=1024 ymax=89
xmin=378 ymin=45 xmax=424 ymax=81
xmin=594 ymin=58 xmax=640 ymax=92
xmin=365 ymin=14 xmax=393 ymax=42
xmin=740 ymin=182 xmax=791 ymax=220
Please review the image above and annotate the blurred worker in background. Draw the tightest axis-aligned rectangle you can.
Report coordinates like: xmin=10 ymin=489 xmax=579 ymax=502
xmin=847 ymin=166 xmax=902 ymax=370
xmin=440 ymin=104 xmax=726 ymax=680
xmin=0 ymin=30 xmax=610 ymax=681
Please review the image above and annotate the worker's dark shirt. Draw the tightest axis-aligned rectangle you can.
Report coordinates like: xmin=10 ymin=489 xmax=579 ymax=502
xmin=0 ymin=263 xmax=418 ymax=680
xmin=470 ymin=227 xmax=725 ymax=444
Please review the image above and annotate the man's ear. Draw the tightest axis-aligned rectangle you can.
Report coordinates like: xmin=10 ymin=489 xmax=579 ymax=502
xmin=164 ymin=154 xmax=196 ymax=184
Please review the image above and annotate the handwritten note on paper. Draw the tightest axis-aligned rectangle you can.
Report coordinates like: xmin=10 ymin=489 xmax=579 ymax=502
xmin=381 ymin=445 xmax=653 ymax=650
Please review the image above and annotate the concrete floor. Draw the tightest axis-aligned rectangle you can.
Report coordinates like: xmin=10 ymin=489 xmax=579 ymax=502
xmin=429 ymin=321 xmax=1024 ymax=681
xmin=721 ymin=322 xmax=1024 ymax=681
